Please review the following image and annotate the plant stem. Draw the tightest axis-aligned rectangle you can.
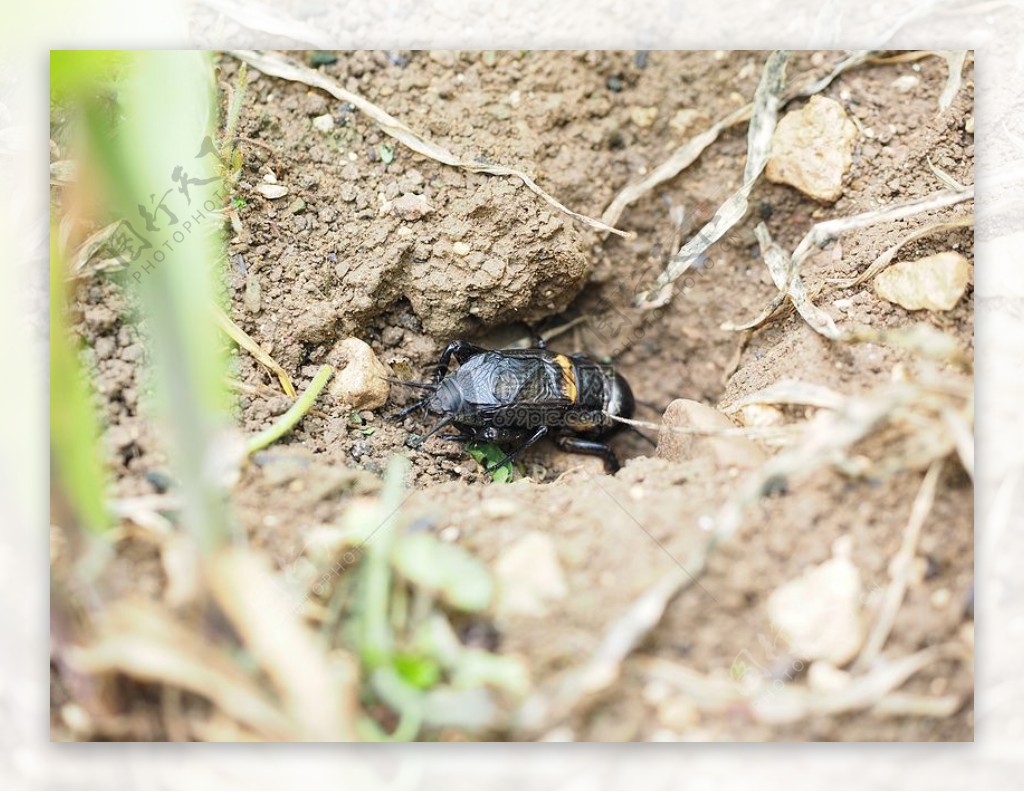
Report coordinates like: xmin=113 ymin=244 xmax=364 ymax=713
xmin=245 ymin=364 xmax=334 ymax=455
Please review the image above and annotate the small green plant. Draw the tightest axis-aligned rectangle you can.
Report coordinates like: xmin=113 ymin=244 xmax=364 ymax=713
xmin=467 ymin=442 xmax=515 ymax=482
xmin=377 ymin=142 xmax=395 ymax=164
xmin=336 ymin=456 xmax=524 ymax=740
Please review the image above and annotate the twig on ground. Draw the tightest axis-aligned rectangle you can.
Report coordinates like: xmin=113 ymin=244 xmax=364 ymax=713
xmin=636 ymin=51 xmax=791 ymax=309
xmin=714 ymin=381 xmax=917 ymax=542
xmin=67 ymin=221 xmax=122 ymax=279
xmin=831 ymin=215 xmax=973 ymax=289
xmin=213 ymin=306 xmax=296 ymax=397
xmin=229 ymin=50 xmax=630 ymax=238
xmin=606 ymin=412 xmax=793 ymax=442
xmin=515 ymin=558 xmax=713 ymax=737
xmin=63 ymin=601 xmax=293 ymax=739
xmin=720 ymin=379 xmax=847 ymax=413
xmin=727 ymin=188 xmax=974 ymax=338
xmin=245 ymin=364 xmax=333 ymax=455
xmin=640 ymin=642 xmax=967 ymax=725
xmin=602 ymin=50 xmax=875 ymax=232
xmin=927 ymin=155 xmax=968 ymax=191
xmin=854 ymin=460 xmax=944 ymax=671
xmin=939 ymin=50 xmax=969 ymax=113
xmin=761 ymin=222 xmax=841 ymax=338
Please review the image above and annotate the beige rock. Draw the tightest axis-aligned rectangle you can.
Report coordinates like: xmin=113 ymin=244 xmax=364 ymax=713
xmin=255 ymin=183 xmax=289 ymax=200
xmin=669 ymin=108 xmax=700 ymax=135
xmin=630 ymin=106 xmax=659 ymax=128
xmin=766 ymin=96 xmax=859 ymax=203
xmin=739 ymin=404 xmax=783 ymax=428
xmin=494 ymin=531 xmax=567 ymax=620
xmin=807 ymin=660 xmax=852 ymax=692
xmin=655 ymin=399 xmax=766 ymax=469
xmin=874 ymin=252 xmax=970 ymax=311
xmin=391 ymin=192 xmax=433 ymax=221
xmin=767 ymin=556 xmax=865 ymax=666
xmin=312 ymin=113 xmax=334 ymax=133
xmin=327 ymin=338 xmax=390 ymax=410
xmin=891 ymin=75 xmax=920 ymax=93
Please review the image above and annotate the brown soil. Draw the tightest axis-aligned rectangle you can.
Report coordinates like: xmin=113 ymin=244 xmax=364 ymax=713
xmin=58 ymin=50 xmax=974 ymax=741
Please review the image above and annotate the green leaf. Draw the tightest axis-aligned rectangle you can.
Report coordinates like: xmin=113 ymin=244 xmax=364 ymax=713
xmin=394 ymin=652 xmax=442 ymax=690
xmin=450 ymin=649 xmax=529 ymax=696
xmin=50 ymin=50 xmax=129 ymax=101
xmin=466 ymin=442 xmax=513 ymax=483
xmin=49 ymin=233 xmax=111 ymax=535
xmin=390 ymin=532 xmax=494 ymax=612
xmin=377 ymin=143 xmax=395 ymax=164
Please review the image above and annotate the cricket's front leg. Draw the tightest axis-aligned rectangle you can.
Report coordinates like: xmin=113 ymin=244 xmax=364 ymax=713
xmin=433 ymin=340 xmax=485 ymax=382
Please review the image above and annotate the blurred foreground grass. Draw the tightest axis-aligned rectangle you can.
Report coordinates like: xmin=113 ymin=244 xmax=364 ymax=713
xmin=49 ymin=51 xmax=517 ymax=741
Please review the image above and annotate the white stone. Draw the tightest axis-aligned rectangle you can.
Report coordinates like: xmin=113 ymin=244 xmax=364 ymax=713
xmin=256 ymin=183 xmax=289 ymax=200
xmin=312 ymin=113 xmax=335 ymax=133
xmin=767 ymin=556 xmax=865 ymax=666
xmin=494 ymin=532 xmax=567 ymax=620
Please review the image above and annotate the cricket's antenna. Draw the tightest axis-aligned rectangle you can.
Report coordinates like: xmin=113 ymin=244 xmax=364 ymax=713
xmin=385 ymin=377 xmax=437 ymax=390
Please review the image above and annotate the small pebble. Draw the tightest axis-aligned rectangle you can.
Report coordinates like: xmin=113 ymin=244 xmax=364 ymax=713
xmin=892 ymin=74 xmax=920 ymax=93
xmin=931 ymin=588 xmax=952 ymax=608
xmin=452 ymin=241 xmax=471 ymax=256
xmin=312 ymin=114 xmax=335 ymax=133
xmin=256 ymin=183 xmax=289 ymax=200
xmin=656 ymin=399 xmax=765 ymax=469
xmin=629 ymin=106 xmax=658 ymax=128
xmin=669 ymin=108 xmax=700 ymax=135
xmin=391 ymin=192 xmax=433 ymax=221
xmin=327 ymin=337 xmax=390 ymax=410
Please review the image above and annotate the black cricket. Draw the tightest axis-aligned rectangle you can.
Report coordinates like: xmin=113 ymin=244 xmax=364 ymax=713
xmin=391 ymin=340 xmax=636 ymax=473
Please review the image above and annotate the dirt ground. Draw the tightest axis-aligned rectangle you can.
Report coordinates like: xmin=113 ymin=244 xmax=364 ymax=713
xmin=55 ymin=50 xmax=974 ymax=741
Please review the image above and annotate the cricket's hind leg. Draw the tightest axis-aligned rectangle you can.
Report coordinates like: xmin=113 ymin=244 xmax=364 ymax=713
xmin=554 ymin=432 xmax=621 ymax=473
